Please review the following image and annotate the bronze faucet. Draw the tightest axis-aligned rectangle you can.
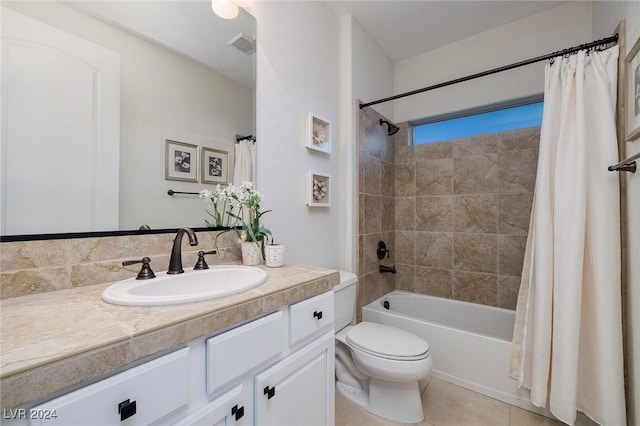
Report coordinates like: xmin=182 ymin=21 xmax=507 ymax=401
xmin=168 ymin=228 xmax=198 ymax=274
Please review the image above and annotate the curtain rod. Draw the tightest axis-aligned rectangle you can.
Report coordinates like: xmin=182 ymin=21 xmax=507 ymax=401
xmin=359 ymin=35 xmax=618 ymax=109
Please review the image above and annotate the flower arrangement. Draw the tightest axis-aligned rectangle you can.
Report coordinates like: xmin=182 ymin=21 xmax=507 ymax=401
xmin=200 ymin=182 xmax=272 ymax=258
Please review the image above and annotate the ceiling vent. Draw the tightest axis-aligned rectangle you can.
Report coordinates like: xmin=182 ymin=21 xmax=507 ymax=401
xmin=228 ymin=33 xmax=255 ymax=55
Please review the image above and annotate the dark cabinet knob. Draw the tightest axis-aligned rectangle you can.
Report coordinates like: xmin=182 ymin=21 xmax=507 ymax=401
xmin=118 ymin=399 xmax=136 ymax=422
xmin=231 ymin=404 xmax=244 ymax=421
xmin=313 ymin=311 xmax=323 ymax=320
xmin=264 ymin=386 xmax=276 ymax=399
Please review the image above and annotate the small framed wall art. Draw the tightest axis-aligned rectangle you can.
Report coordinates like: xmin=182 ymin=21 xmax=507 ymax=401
xmin=201 ymin=147 xmax=230 ymax=185
xmin=306 ymin=171 xmax=330 ymax=207
xmin=306 ymin=113 xmax=331 ymax=153
xmin=165 ymin=139 xmax=198 ymax=182
xmin=626 ymin=36 xmax=640 ymax=141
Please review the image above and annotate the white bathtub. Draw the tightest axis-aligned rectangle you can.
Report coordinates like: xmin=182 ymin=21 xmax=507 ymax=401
xmin=363 ymin=291 xmax=552 ymax=417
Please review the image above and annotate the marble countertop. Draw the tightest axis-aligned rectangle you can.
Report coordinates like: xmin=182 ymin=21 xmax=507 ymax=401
xmin=0 ymin=264 xmax=339 ymax=409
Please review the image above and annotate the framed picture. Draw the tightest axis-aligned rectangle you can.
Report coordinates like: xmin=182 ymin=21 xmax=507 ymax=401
xmin=627 ymin=36 xmax=640 ymax=141
xmin=306 ymin=171 xmax=330 ymax=207
xmin=306 ymin=113 xmax=331 ymax=153
xmin=165 ymin=140 xmax=198 ymax=182
xmin=201 ymin=147 xmax=230 ymax=185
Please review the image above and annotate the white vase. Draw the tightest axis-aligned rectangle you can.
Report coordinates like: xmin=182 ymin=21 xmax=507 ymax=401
xmin=241 ymin=241 xmax=263 ymax=266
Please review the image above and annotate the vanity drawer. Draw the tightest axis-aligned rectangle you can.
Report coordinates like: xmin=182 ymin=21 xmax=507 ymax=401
xmin=206 ymin=311 xmax=283 ymax=394
xmin=289 ymin=291 xmax=334 ymax=347
xmin=30 ymin=348 xmax=189 ymax=426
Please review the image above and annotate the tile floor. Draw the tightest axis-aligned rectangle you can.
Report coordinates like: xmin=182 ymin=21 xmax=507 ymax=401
xmin=335 ymin=377 xmax=566 ymax=426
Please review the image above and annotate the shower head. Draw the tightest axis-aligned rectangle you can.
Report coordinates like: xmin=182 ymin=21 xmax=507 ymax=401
xmin=379 ymin=119 xmax=400 ymax=136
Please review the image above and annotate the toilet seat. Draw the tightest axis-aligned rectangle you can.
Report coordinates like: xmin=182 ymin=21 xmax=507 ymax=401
xmin=346 ymin=322 xmax=430 ymax=361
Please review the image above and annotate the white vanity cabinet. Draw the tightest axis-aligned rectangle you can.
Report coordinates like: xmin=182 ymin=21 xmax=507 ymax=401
xmin=15 ymin=291 xmax=335 ymax=426
xmin=29 ymin=348 xmax=190 ymax=426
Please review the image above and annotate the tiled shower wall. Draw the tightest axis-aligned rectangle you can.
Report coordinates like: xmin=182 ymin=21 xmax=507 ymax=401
xmin=358 ymin=106 xmax=540 ymax=310
xmin=357 ymin=107 xmax=396 ymax=318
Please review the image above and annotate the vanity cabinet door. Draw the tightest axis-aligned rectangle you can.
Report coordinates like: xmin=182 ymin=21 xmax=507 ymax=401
xmin=29 ymin=348 xmax=189 ymax=426
xmin=254 ymin=332 xmax=334 ymax=426
xmin=173 ymin=385 xmax=246 ymax=426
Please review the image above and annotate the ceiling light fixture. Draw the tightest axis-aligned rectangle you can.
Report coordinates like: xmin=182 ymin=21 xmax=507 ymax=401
xmin=211 ymin=0 xmax=254 ymax=20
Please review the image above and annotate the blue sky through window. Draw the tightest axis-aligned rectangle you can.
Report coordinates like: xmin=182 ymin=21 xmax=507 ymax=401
xmin=414 ymin=102 xmax=543 ymax=144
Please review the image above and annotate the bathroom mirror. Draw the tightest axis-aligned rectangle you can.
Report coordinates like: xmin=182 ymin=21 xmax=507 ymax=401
xmin=0 ymin=1 xmax=256 ymax=240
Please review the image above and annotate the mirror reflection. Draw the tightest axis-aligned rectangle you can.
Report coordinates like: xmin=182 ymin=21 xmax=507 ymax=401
xmin=1 ymin=1 xmax=256 ymax=238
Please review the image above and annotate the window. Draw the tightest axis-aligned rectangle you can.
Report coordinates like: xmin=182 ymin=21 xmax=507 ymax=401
xmin=413 ymin=100 xmax=543 ymax=145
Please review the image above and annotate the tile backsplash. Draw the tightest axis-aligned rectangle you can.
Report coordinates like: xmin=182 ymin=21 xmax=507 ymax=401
xmin=1 ymin=230 xmax=241 ymax=299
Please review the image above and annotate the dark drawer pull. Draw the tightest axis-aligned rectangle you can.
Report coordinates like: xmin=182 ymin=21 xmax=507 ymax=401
xmin=118 ymin=399 xmax=136 ymax=422
xmin=264 ymin=385 xmax=276 ymax=399
xmin=231 ymin=404 xmax=244 ymax=421
xmin=313 ymin=310 xmax=323 ymax=320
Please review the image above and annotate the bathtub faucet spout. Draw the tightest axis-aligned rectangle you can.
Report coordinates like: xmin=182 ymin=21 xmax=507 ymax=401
xmin=379 ymin=265 xmax=396 ymax=274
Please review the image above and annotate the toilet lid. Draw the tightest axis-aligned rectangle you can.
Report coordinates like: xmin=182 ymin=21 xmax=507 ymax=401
xmin=346 ymin=322 xmax=429 ymax=360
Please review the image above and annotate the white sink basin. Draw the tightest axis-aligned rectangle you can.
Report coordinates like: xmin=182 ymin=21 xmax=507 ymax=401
xmin=102 ymin=265 xmax=268 ymax=306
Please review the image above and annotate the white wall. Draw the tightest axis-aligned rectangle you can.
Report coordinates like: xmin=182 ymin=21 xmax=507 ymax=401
xmin=338 ymin=15 xmax=394 ymax=272
xmin=592 ymin=3 xmax=640 ymax=424
xmin=392 ymin=2 xmax=592 ymax=123
xmin=252 ymin=1 xmax=343 ymax=269
xmin=349 ymin=17 xmax=394 ymax=120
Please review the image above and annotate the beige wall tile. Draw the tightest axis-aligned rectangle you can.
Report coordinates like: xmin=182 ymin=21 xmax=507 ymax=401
xmin=414 ymin=140 xmax=452 ymax=161
xmin=0 ymin=268 xmax=71 ymax=298
xmin=416 ymin=159 xmax=453 ymax=196
xmin=498 ymin=193 xmax=533 ymax=235
xmin=453 ymin=234 xmax=498 ymax=274
xmin=416 ymin=232 xmax=453 ymax=269
xmin=498 ymin=149 xmax=538 ymax=193
xmin=395 ymin=231 xmax=416 ymax=265
xmin=453 ymin=133 xmax=499 ymax=157
xmin=453 ymin=271 xmax=498 ymax=305
xmin=381 ymin=161 xmax=395 ymax=197
xmin=453 ymin=195 xmax=498 ymax=233
xmin=498 ymin=235 xmax=527 ymax=276
xmin=453 ymin=154 xmax=498 ymax=195
xmin=499 ymin=127 xmax=540 ymax=152
xmin=415 ymin=267 xmax=453 ymax=298
xmin=362 ymin=194 xmax=382 ymax=233
xmin=395 ymin=163 xmax=416 ymax=197
xmin=497 ymin=275 xmax=521 ymax=310
xmin=0 ymin=240 xmax=70 ymax=270
xmin=381 ymin=196 xmax=395 ymax=232
xmin=416 ymin=196 xmax=453 ymax=232
xmin=395 ymin=198 xmax=416 ymax=231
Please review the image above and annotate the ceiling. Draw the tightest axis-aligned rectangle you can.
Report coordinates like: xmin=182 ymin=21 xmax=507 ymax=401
xmin=326 ymin=1 xmax=569 ymax=62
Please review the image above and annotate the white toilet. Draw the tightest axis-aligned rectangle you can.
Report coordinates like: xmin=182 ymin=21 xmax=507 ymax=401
xmin=334 ymin=271 xmax=433 ymax=423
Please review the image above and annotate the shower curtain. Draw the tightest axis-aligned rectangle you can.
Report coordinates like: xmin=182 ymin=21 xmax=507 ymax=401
xmin=233 ymin=138 xmax=256 ymax=185
xmin=509 ymin=46 xmax=626 ymax=425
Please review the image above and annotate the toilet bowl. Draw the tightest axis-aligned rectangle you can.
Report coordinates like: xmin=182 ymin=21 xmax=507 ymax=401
xmin=334 ymin=271 xmax=433 ymax=423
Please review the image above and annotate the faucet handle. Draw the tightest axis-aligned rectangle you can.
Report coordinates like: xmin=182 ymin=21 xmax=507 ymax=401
xmin=122 ymin=257 xmax=156 ymax=280
xmin=194 ymin=250 xmax=218 ymax=270
xmin=377 ymin=241 xmax=391 ymax=260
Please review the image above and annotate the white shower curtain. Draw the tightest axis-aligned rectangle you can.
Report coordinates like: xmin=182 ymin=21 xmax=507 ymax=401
xmin=233 ymin=138 xmax=256 ymax=185
xmin=509 ymin=46 xmax=626 ymax=425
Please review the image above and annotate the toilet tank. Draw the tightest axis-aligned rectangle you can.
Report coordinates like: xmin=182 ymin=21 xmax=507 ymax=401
xmin=334 ymin=271 xmax=357 ymax=331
